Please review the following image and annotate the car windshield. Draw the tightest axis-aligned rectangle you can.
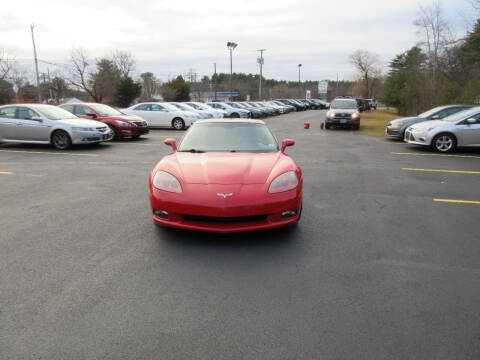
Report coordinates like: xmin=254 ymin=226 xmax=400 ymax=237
xmin=162 ymin=103 xmax=182 ymax=111
xmin=172 ymin=103 xmax=194 ymax=111
xmin=418 ymin=106 xmax=446 ymax=118
xmin=35 ymin=105 xmax=78 ymax=120
xmin=178 ymin=122 xmax=278 ymax=153
xmin=186 ymin=103 xmax=202 ymax=110
xmin=227 ymin=103 xmax=242 ymax=109
xmin=442 ymin=107 xmax=480 ymax=123
xmin=331 ymin=100 xmax=357 ymax=109
xmin=89 ymin=104 xmax=123 ymax=116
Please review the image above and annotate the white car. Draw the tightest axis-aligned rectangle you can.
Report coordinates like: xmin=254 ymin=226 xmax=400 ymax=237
xmin=185 ymin=102 xmax=226 ymax=118
xmin=0 ymin=104 xmax=113 ymax=150
xmin=168 ymin=102 xmax=214 ymax=119
xmin=123 ymin=102 xmax=201 ymax=130
xmin=206 ymin=102 xmax=251 ymax=118
xmin=405 ymin=106 xmax=480 ymax=152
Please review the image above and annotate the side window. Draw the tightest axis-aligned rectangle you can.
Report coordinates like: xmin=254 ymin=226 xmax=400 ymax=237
xmin=436 ymin=108 xmax=459 ymax=119
xmin=75 ymin=106 xmax=92 ymax=116
xmin=0 ymin=106 xmax=18 ymax=119
xmin=134 ymin=104 xmax=150 ymax=111
xmin=17 ymin=107 xmax=39 ymax=120
xmin=62 ymin=105 xmax=75 ymax=114
xmin=151 ymin=104 xmax=165 ymax=111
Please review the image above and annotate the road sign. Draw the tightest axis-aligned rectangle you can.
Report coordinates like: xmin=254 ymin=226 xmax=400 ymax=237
xmin=216 ymin=92 xmax=239 ymax=96
xmin=306 ymin=90 xmax=311 ymax=99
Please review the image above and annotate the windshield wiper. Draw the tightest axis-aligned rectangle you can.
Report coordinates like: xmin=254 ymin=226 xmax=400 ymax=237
xmin=180 ymin=149 xmax=205 ymax=153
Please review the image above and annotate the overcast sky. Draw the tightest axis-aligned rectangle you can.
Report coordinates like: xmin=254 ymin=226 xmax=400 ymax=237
xmin=1 ymin=0 xmax=473 ymax=83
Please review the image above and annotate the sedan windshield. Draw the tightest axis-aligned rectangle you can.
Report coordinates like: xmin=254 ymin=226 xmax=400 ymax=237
xmin=331 ymin=100 xmax=357 ymax=109
xmin=418 ymin=106 xmax=446 ymax=118
xmin=172 ymin=103 xmax=194 ymax=111
xmin=178 ymin=122 xmax=278 ymax=153
xmin=162 ymin=103 xmax=182 ymax=111
xmin=442 ymin=107 xmax=480 ymax=123
xmin=89 ymin=104 xmax=123 ymax=116
xmin=35 ymin=105 xmax=78 ymax=120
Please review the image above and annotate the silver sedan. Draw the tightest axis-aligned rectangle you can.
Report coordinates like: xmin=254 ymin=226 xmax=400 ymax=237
xmin=0 ymin=104 xmax=113 ymax=150
xmin=404 ymin=106 xmax=480 ymax=152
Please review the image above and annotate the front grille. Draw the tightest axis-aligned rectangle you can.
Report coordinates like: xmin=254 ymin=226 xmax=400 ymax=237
xmin=133 ymin=121 xmax=147 ymax=127
xmin=334 ymin=113 xmax=351 ymax=119
xmin=96 ymin=127 xmax=108 ymax=133
xmin=406 ymin=131 xmax=415 ymax=141
xmin=182 ymin=214 xmax=268 ymax=224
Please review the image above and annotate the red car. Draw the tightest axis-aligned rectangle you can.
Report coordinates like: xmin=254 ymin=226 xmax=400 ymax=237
xmin=149 ymin=119 xmax=302 ymax=233
xmin=59 ymin=103 xmax=149 ymax=139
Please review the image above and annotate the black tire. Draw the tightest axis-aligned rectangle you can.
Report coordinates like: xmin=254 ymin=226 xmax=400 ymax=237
xmin=325 ymin=123 xmax=331 ymax=129
xmin=431 ymin=133 xmax=457 ymax=153
xmin=352 ymin=124 xmax=360 ymax=130
xmin=172 ymin=118 xmax=185 ymax=130
xmin=108 ymin=125 xmax=119 ymax=140
xmin=51 ymin=130 xmax=72 ymax=150
xmin=231 ymin=112 xmax=240 ymax=118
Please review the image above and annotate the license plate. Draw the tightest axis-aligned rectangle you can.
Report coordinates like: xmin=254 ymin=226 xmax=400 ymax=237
xmin=340 ymin=119 xmax=347 ymax=124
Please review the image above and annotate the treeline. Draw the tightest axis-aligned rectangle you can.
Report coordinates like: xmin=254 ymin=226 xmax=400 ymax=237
xmin=381 ymin=3 xmax=480 ymax=115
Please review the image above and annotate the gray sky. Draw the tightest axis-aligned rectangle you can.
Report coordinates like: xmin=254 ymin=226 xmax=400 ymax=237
xmin=1 ymin=0 xmax=472 ymax=83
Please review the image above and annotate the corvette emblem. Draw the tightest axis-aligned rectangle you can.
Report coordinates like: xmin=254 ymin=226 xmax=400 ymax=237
xmin=217 ymin=193 xmax=233 ymax=198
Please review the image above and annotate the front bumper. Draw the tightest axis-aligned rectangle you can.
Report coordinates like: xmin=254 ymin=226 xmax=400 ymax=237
xmin=385 ymin=127 xmax=402 ymax=138
xmin=71 ymin=130 xmax=114 ymax=144
xmin=404 ymin=129 xmax=430 ymax=145
xmin=118 ymin=126 xmax=149 ymax=137
xmin=150 ymin=184 xmax=302 ymax=233
xmin=326 ymin=117 xmax=360 ymax=125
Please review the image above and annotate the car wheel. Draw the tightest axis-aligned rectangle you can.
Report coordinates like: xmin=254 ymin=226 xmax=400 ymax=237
xmin=325 ymin=123 xmax=331 ymax=129
xmin=172 ymin=118 xmax=185 ymax=130
xmin=231 ymin=112 xmax=240 ymax=118
xmin=353 ymin=124 xmax=360 ymax=130
xmin=432 ymin=133 xmax=456 ymax=153
xmin=108 ymin=125 xmax=119 ymax=140
xmin=51 ymin=130 xmax=72 ymax=150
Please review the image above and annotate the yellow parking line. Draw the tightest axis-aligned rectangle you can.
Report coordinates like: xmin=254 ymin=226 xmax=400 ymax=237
xmin=0 ymin=171 xmax=13 ymax=175
xmin=392 ymin=152 xmax=480 ymax=159
xmin=0 ymin=149 xmax=98 ymax=157
xmin=109 ymin=142 xmax=156 ymax=146
xmin=403 ymin=168 xmax=480 ymax=174
xmin=434 ymin=198 xmax=480 ymax=205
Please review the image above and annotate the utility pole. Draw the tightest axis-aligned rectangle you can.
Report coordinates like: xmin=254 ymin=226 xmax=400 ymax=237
xmin=213 ymin=62 xmax=217 ymax=101
xmin=227 ymin=42 xmax=237 ymax=96
xmin=257 ymin=49 xmax=265 ymax=100
xmin=298 ymin=64 xmax=302 ymax=97
xmin=336 ymin=73 xmax=339 ymax=98
xmin=30 ymin=24 xmax=41 ymax=103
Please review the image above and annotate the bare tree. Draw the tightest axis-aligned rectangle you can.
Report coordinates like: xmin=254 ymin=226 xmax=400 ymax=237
xmin=112 ymin=50 xmax=135 ymax=77
xmin=69 ymin=48 xmax=101 ymax=102
xmin=0 ymin=49 xmax=14 ymax=81
xmin=349 ymin=49 xmax=381 ymax=98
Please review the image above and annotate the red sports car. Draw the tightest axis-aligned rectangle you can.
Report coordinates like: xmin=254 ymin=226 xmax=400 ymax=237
xmin=59 ymin=103 xmax=149 ymax=140
xmin=149 ymin=119 xmax=302 ymax=233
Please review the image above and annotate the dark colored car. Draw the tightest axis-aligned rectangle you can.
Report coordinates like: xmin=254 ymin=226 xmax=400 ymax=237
xmin=385 ymin=104 xmax=475 ymax=140
xmin=310 ymin=99 xmax=329 ymax=109
xmin=60 ymin=103 xmax=149 ymax=139
xmin=297 ymin=99 xmax=317 ymax=109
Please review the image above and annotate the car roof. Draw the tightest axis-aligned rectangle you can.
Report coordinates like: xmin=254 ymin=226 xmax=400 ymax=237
xmin=195 ymin=119 xmax=265 ymax=125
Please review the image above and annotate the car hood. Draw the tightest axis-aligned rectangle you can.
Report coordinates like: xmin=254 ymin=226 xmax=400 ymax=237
xmin=409 ymin=120 xmax=448 ymax=131
xmin=58 ymin=118 xmax=107 ymax=127
xmin=172 ymin=152 xmax=282 ymax=185
xmin=389 ymin=116 xmax=419 ymax=126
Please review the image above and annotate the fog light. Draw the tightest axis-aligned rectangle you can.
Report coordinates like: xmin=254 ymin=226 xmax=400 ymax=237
xmin=281 ymin=210 xmax=297 ymax=219
xmin=154 ymin=210 xmax=168 ymax=219
xmin=419 ymin=137 xmax=426 ymax=142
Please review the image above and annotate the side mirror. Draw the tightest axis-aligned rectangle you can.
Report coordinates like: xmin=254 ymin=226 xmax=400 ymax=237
xmin=164 ymin=138 xmax=177 ymax=152
xmin=31 ymin=116 xmax=43 ymax=122
xmin=466 ymin=118 xmax=476 ymax=124
xmin=86 ymin=113 xmax=97 ymax=118
xmin=431 ymin=115 xmax=440 ymax=120
xmin=281 ymin=139 xmax=295 ymax=153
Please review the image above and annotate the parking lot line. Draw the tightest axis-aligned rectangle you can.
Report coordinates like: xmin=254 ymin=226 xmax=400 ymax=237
xmin=392 ymin=152 xmax=480 ymax=159
xmin=0 ymin=171 xmax=13 ymax=175
xmin=403 ymin=168 xmax=480 ymax=174
xmin=383 ymin=142 xmax=405 ymax=144
xmin=434 ymin=198 xmax=480 ymax=205
xmin=0 ymin=149 xmax=99 ymax=157
xmin=109 ymin=142 xmax=157 ymax=146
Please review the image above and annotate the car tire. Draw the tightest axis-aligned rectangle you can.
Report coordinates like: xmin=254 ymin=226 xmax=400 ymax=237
xmin=325 ymin=123 xmax=331 ymax=129
xmin=51 ymin=130 xmax=72 ymax=150
xmin=353 ymin=124 xmax=360 ymax=130
xmin=431 ymin=133 xmax=457 ymax=153
xmin=231 ymin=112 xmax=240 ymax=118
xmin=108 ymin=125 xmax=119 ymax=140
xmin=172 ymin=118 xmax=185 ymax=130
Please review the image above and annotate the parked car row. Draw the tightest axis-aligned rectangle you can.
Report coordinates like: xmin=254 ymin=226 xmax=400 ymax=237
xmin=386 ymin=104 xmax=480 ymax=152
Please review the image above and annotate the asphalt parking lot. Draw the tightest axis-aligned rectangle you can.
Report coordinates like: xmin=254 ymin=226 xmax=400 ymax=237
xmin=1 ymin=110 xmax=479 ymax=359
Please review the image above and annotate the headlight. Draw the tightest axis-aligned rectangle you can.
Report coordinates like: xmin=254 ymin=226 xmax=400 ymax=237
xmin=351 ymin=112 xmax=360 ymax=119
xmin=268 ymin=171 xmax=298 ymax=194
xmin=327 ymin=111 xmax=335 ymax=118
xmin=153 ymin=171 xmax=182 ymax=193
xmin=116 ymin=120 xmax=133 ymax=127
xmin=72 ymin=127 xmax=94 ymax=131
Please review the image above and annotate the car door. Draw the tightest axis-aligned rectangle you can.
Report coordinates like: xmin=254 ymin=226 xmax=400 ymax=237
xmin=457 ymin=113 xmax=480 ymax=146
xmin=129 ymin=104 xmax=152 ymax=125
xmin=0 ymin=106 xmax=20 ymax=140
xmin=15 ymin=107 xmax=51 ymax=141
xmin=150 ymin=104 xmax=170 ymax=127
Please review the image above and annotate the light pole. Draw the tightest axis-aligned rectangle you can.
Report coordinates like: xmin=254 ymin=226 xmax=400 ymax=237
xmin=30 ymin=24 xmax=41 ymax=103
xmin=257 ymin=49 xmax=265 ymax=100
xmin=298 ymin=63 xmax=302 ymax=97
xmin=227 ymin=42 xmax=237 ymax=95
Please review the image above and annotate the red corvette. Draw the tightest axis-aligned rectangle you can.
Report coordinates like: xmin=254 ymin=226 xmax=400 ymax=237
xmin=149 ymin=119 xmax=302 ymax=233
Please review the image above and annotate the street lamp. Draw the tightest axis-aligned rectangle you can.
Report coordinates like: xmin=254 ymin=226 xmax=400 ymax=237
xmin=298 ymin=64 xmax=302 ymax=97
xmin=227 ymin=42 xmax=238 ymax=95
xmin=257 ymin=49 xmax=266 ymax=100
